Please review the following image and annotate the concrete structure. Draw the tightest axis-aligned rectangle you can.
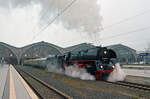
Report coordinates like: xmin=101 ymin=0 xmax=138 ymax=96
xmin=0 ymin=64 xmax=38 ymax=99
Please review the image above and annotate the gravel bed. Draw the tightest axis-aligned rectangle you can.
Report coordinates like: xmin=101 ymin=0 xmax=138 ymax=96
xmin=123 ymin=67 xmax=150 ymax=70
xmin=15 ymin=65 xmax=150 ymax=99
xmin=125 ymin=75 xmax=150 ymax=86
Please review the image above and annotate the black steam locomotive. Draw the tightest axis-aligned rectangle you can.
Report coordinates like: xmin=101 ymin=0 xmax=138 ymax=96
xmin=47 ymin=47 xmax=117 ymax=80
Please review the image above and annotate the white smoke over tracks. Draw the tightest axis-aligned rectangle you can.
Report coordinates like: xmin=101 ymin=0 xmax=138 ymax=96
xmin=46 ymin=65 xmax=64 ymax=74
xmin=46 ymin=63 xmax=95 ymax=80
xmin=107 ymin=63 xmax=126 ymax=82
xmin=46 ymin=62 xmax=64 ymax=74
xmin=65 ymin=65 xmax=95 ymax=80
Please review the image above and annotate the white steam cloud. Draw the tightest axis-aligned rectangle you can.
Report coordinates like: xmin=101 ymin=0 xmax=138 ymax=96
xmin=46 ymin=64 xmax=64 ymax=74
xmin=1 ymin=0 xmax=102 ymax=37
xmin=47 ymin=66 xmax=63 ymax=74
xmin=65 ymin=65 xmax=95 ymax=80
xmin=107 ymin=63 xmax=126 ymax=82
xmin=46 ymin=64 xmax=95 ymax=80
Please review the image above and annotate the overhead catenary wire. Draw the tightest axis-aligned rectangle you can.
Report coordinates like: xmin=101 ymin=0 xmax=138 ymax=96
xmin=97 ymin=8 xmax=150 ymax=46
xmin=101 ymin=26 xmax=150 ymax=40
xmin=103 ymin=8 xmax=150 ymax=30
xmin=100 ymin=25 xmax=150 ymax=49
xmin=31 ymin=0 xmax=77 ymax=41
xmin=30 ymin=1 xmax=150 ymax=47
xmin=103 ymin=35 xmax=150 ymax=51
xmin=29 ymin=5 xmax=51 ymax=38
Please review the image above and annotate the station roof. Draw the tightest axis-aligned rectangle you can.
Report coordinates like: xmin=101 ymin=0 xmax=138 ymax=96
xmin=106 ymin=44 xmax=137 ymax=63
xmin=64 ymin=43 xmax=95 ymax=53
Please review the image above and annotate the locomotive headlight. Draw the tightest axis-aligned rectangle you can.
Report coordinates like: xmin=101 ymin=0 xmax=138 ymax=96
xmin=100 ymin=66 xmax=103 ymax=68
xmin=112 ymin=65 xmax=115 ymax=68
xmin=104 ymin=51 xmax=107 ymax=54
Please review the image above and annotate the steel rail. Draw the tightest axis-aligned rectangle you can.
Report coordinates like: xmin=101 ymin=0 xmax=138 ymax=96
xmin=15 ymin=67 xmax=73 ymax=99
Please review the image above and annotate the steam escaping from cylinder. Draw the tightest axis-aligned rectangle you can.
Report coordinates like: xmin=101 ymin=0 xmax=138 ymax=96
xmin=107 ymin=63 xmax=126 ymax=82
xmin=65 ymin=65 xmax=95 ymax=80
xmin=46 ymin=65 xmax=64 ymax=74
xmin=46 ymin=62 xmax=64 ymax=74
xmin=46 ymin=63 xmax=95 ymax=80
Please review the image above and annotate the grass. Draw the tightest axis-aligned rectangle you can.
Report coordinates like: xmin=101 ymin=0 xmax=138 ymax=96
xmin=34 ymin=69 xmax=48 ymax=76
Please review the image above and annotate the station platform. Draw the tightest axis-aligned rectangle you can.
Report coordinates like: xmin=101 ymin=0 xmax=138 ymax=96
xmin=0 ymin=64 xmax=38 ymax=99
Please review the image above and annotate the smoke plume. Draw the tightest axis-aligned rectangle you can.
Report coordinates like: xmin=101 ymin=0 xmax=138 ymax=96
xmin=107 ymin=63 xmax=126 ymax=82
xmin=1 ymin=0 xmax=102 ymax=38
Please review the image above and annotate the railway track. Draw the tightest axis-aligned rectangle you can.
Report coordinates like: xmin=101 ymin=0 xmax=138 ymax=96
xmin=106 ymin=81 xmax=150 ymax=92
xmin=14 ymin=67 xmax=73 ymax=99
xmin=14 ymin=65 xmax=150 ymax=99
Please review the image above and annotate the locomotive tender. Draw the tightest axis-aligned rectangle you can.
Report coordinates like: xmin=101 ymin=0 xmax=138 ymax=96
xmin=47 ymin=46 xmax=117 ymax=80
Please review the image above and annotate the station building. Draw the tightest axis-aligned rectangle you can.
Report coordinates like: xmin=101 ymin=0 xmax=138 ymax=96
xmin=0 ymin=41 xmax=65 ymax=65
xmin=107 ymin=44 xmax=137 ymax=64
xmin=65 ymin=43 xmax=137 ymax=64
xmin=137 ymin=51 xmax=150 ymax=64
xmin=65 ymin=43 xmax=138 ymax=64
xmin=0 ymin=41 xmax=138 ymax=65
xmin=64 ymin=43 xmax=95 ymax=53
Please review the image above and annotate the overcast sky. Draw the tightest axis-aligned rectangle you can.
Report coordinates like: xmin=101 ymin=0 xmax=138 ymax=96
xmin=0 ymin=0 xmax=150 ymax=51
xmin=100 ymin=0 xmax=150 ymax=51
